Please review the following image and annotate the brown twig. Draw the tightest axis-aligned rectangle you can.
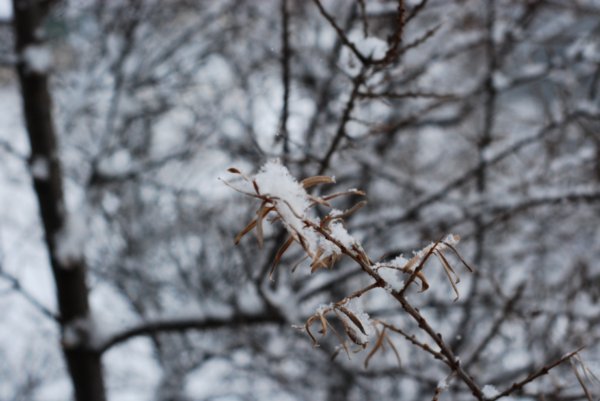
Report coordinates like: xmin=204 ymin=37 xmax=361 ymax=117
xmin=490 ymin=348 xmax=584 ymax=401
xmin=312 ymin=0 xmax=369 ymax=65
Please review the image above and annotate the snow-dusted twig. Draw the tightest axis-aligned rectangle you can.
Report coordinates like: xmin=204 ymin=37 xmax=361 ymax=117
xmin=489 ymin=348 xmax=585 ymax=401
xmin=226 ymin=160 xmax=482 ymax=397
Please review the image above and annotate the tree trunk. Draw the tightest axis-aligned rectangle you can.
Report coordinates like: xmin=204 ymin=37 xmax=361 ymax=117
xmin=12 ymin=1 xmax=107 ymax=400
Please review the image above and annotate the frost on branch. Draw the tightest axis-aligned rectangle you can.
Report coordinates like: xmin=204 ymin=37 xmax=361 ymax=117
xmin=224 ymin=160 xmax=474 ymax=361
xmin=224 ymin=160 xmax=365 ymax=276
xmin=22 ymin=44 xmax=52 ymax=74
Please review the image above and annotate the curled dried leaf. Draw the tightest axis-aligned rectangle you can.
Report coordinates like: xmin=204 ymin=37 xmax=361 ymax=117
xmin=364 ymin=327 xmax=387 ymax=369
xmin=308 ymin=194 xmax=331 ymax=207
xmin=305 ymin=316 xmax=320 ymax=347
xmin=385 ymin=336 xmax=402 ymax=366
xmin=317 ymin=311 xmax=329 ymax=336
xmin=255 ymin=202 xmax=273 ymax=248
xmin=234 ymin=219 xmax=258 ymax=245
xmin=322 ymin=189 xmax=366 ymax=201
xmin=270 ymin=236 xmax=295 ymax=280
xmin=435 ymin=250 xmax=461 ymax=301
xmin=333 ymin=200 xmax=368 ymax=220
xmin=301 ymin=175 xmax=336 ymax=189
xmin=416 ymin=271 xmax=430 ymax=292
xmin=345 ymin=325 xmax=368 ymax=347
xmin=338 ymin=306 xmax=367 ymax=335
xmin=443 ymin=242 xmax=475 ymax=272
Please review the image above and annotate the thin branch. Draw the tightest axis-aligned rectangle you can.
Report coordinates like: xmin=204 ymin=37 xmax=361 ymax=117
xmin=490 ymin=348 xmax=584 ymax=400
xmin=358 ymin=90 xmax=457 ymax=100
xmin=405 ymin=0 xmax=429 ymax=24
xmin=378 ymin=321 xmax=446 ymax=363
xmin=0 ymin=269 xmax=59 ymax=321
xmin=399 ymin=23 xmax=441 ymax=54
xmin=362 ymin=112 xmax=587 ymax=231
xmin=464 ymin=283 xmax=525 ymax=366
xmin=312 ymin=0 xmax=369 ymax=65
xmin=278 ymin=0 xmax=291 ymax=162
xmin=372 ymin=0 xmax=405 ymax=65
xmin=318 ymin=68 xmax=366 ymax=175
xmin=98 ymin=312 xmax=285 ymax=354
xmin=0 ymin=138 xmax=27 ymax=161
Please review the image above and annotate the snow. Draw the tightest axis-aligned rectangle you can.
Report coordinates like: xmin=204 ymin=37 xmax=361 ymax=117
xmin=521 ymin=63 xmax=546 ymax=78
xmin=413 ymin=234 xmax=460 ymax=259
xmin=354 ymin=36 xmax=388 ymax=60
xmin=30 ymin=156 xmax=49 ymax=180
xmin=377 ymin=267 xmax=404 ymax=293
xmin=54 ymin=213 xmax=87 ymax=266
xmin=374 ymin=236 xmax=458 ymax=293
xmin=437 ymin=377 xmax=450 ymax=390
xmin=254 ymin=160 xmax=311 ymax=235
xmin=338 ymin=299 xmax=373 ymax=345
xmin=482 ymin=384 xmax=499 ymax=398
xmin=98 ymin=149 xmax=132 ymax=176
xmin=577 ymin=99 xmax=599 ymax=115
xmin=22 ymin=44 xmax=52 ymax=74
xmin=339 ymin=35 xmax=388 ymax=75
xmin=390 ymin=255 xmax=409 ymax=269
xmin=329 ymin=221 xmax=355 ymax=249
xmin=0 ymin=0 xmax=11 ymax=20
xmin=62 ymin=313 xmax=104 ymax=349
xmin=492 ymin=71 xmax=510 ymax=90
xmin=375 ymin=255 xmax=408 ymax=292
xmin=252 ymin=160 xmax=354 ymax=265
xmin=316 ymin=303 xmax=332 ymax=316
xmin=492 ymin=21 xmax=509 ymax=44
xmin=236 ymin=283 xmax=264 ymax=314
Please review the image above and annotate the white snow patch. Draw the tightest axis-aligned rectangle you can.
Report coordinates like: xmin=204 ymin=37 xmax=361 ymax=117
xmin=482 ymin=384 xmax=499 ymax=398
xmin=62 ymin=314 xmax=103 ymax=349
xmin=413 ymin=234 xmax=460 ymax=259
xmin=521 ymin=63 xmax=546 ymax=78
xmin=339 ymin=299 xmax=373 ymax=345
xmin=329 ymin=221 xmax=355 ymax=249
xmin=22 ymin=44 xmax=52 ymax=74
xmin=98 ymin=149 xmax=132 ymax=176
xmin=252 ymin=160 xmax=346 ymax=263
xmin=30 ymin=156 xmax=49 ymax=180
xmin=354 ymin=36 xmax=388 ymax=59
xmin=55 ymin=214 xmax=87 ymax=266
xmin=316 ymin=303 xmax=333 ymax=316
xmin=492 ymin=21 xmax=509 ymax=44
xmin=577 ymin=99 xmax=599 ymax=115
xmin=492 ymin=71 xmax=510 ymax=90
xmin=390 ymin=255 xmax=409 ymax=269
xmin=0 ymin=0 xmax=12 ymax=19
xmin=437 ymin=376 xmax=450 ymax=390
xmin=254 ymin=160 xmax=311 ymax=234
xmin=376 ymin=266 xmax=405 ymax=292
xmin=236 ymin=284 xmax=264 ymax=314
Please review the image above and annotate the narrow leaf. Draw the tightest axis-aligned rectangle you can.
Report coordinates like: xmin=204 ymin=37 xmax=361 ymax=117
xmin=270 ymin=236 xmax=294 ymax=280
xmin=443 ymin=242 xmax=474 ymax=272
xmin=234 ymin=219 xmax=257 ymax=245
xmin=301 ymin=175 xmax=335 ymax=189
xmin=436 ymin=251 xmax=460 ymax=301
xmin=364 ymin=327 xmax=386 ymax=369
xmin=385 ymin=335 xmax=402 ymax=366
xmin=338 ymin=306 xmax=367 ymax=335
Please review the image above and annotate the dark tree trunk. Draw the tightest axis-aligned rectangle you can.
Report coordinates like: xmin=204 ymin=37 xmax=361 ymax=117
xmin=11 ymin=1 xmax=107 ymax=400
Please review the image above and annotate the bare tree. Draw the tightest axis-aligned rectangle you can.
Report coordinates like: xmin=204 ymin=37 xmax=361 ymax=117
xmin=1 ymin=0 xmax=599 ymax=400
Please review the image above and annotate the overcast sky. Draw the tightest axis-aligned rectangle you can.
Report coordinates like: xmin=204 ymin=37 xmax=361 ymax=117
xmin=0 ymin=0 xmax=11 ymax=20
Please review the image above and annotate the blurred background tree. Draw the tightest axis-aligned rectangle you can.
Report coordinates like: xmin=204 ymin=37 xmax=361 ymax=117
xmin=1 ymin=0 xmax=599 ymax=400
